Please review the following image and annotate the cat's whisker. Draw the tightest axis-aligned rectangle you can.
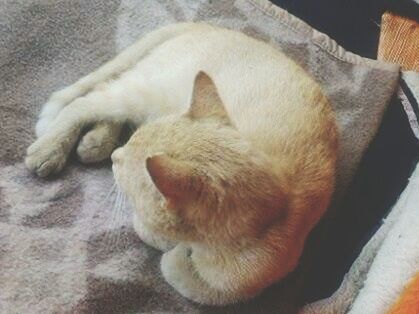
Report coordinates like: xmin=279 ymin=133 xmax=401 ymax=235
xmin=118 ymin=193 xmax=128 ymax=248
xmin=82 ymin=182 xmax=117 ymax=233
xmin=114 ymin=191 xmax=127 ymax=249
xmin=116 ymin=189 xmax=128 ymax=248
xmin=106 ymin=187 xmax=127 ymax=250
xmin=115 ymin=196 xmax=122 ymax=247
xmin=101 ymin=186 xmax=122 ymax=251
xmin=111 ymin=190 xmax=122 ymax=232
xmin=112 ymin=191 xmax=121 ymax=248
xmin=92 ymin=182 xmax=118 ymax=238
xmin=120 ymin=192 xmax=126 ymax=224
xmin=101 ymin=182 xmax=117 ymax=207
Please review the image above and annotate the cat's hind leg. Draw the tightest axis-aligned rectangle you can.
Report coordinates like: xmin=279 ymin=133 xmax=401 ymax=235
xmin=35 ymin=22 xmax=208 ymax=137
xmin=35 ymin=23 xmax=209 ymax=164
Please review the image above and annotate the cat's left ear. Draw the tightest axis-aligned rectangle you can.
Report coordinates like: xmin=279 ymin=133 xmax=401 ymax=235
xmin=146 ymin=155 xmax=203 ymax=207
xmin=187 ymin=71 xmax=231 ymax=125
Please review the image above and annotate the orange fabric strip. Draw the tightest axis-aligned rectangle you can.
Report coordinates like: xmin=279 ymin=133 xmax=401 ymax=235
xmin=388 ymin=271 xmax=419 ymax=314
xmin=378 ymin=12 xmax=419 ymax=71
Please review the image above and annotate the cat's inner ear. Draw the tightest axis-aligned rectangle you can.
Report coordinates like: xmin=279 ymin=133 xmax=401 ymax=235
xmin=146 ymin=155 xmax=201 ymax=207
xmin=187 ymin=71 xmax=231 ymax=124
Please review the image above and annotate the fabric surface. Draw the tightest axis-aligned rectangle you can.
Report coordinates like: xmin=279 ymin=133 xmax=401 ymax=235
xmin=301 ymin=161 xmax=419 ymax=314
xmin=378 ymin=12 xmax=419 ymax=71
xmin=0 ymin=0 xmax=399 ymax=313
xmin=399 ymin=71 xmax=419 ymax=139
xmin=302 ymin=13 xmax=419 ymax=314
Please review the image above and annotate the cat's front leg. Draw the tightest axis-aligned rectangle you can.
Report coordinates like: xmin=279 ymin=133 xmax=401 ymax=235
xmin=26 ymin=88 xmax=139 ymax=176
xmin=161 ymin=244 xmax=206 ymax=301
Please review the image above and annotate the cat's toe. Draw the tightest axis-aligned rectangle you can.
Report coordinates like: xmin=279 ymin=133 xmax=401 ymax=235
xmin=76 ymin=122 xmax=120 ymax=164
xmin=25 ymin=140 xmax=67 ymax=177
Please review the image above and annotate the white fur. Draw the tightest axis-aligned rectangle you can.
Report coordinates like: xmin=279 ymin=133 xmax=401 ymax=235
xmin=35 ymin=23 xmax=207 ymax=137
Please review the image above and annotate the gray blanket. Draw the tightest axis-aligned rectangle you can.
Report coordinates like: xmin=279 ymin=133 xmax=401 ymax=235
xmin=0 ymin=1 xmax=399 ymax=313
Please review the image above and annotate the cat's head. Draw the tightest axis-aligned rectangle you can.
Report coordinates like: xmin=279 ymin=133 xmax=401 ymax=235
xmin=112 ymin=72 xmax=287 ymax=243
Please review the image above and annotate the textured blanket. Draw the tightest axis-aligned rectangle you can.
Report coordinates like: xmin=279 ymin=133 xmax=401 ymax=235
xmin=302 ymin=161 xmax=419 ymax=314
xmin=0 ymin=1 xmax=399 ymax=313
xmin=302 ymin=70 xmax=419 ymax=314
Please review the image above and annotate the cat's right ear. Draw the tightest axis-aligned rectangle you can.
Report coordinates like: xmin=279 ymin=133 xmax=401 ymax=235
xmin=146 ymin=155 xmax=203 ymax=208
xmin=187 ymin=71 xmax=231 ymax=125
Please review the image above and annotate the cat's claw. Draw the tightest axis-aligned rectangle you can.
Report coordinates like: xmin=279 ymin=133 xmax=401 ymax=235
xmin=25 ymin=138 xmax=67 ymax=177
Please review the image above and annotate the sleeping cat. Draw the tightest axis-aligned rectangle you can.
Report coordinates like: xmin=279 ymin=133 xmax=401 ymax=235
xmin=25 ymin=23 xmax=338 ymax=305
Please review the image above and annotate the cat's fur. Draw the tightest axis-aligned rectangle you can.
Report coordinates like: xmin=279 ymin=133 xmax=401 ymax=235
xmin=25 ymin=23 xmax=338 ymax=305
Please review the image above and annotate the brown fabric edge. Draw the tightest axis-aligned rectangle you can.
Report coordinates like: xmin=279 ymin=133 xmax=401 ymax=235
xmin=247 ymin=0 xmax=400 ymax=72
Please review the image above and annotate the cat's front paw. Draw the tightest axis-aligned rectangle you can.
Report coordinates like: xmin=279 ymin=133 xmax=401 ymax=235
xmin=161 ymin=245 xmax=246 ymax=305
xmin=25 ymin=136 xmax=68 ymax=177
xmin=161 ymin=244 xmax=228 ymax=305
xmin=76 ymin=122 xmax=121 ymax=164
xmin=161 ymin=244 xmax=198 ymax=299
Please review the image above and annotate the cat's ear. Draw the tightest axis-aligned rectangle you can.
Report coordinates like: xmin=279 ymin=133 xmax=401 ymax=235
xmin=188 ymin=71 xmax=231 ymax=124
xmin=146 ymin=155 xmax=202 ymax=207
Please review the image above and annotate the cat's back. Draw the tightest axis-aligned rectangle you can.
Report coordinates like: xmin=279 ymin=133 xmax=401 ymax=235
xmin=133 ymin=24 xmax=336 ymax=171
xmin=136 ymin=23 xmax=327 ymax=119
xmin=137 ymin=24 xmax=310 ymax=94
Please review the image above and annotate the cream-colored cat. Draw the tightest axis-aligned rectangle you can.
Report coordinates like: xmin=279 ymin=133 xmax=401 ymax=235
xmin=26 ymin=23 xmax=338 ymax=305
